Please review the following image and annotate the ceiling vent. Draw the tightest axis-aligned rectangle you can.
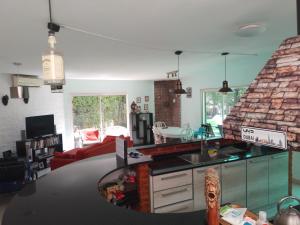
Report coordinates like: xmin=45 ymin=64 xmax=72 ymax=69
xmin=11 ymin=75 xmax=43 ymax=87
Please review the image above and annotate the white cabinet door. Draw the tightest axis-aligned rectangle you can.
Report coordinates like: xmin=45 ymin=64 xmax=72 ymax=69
xmin=269 ymin=152 xmax=288 ymax=204
xmin=193 ymin=165 xmax=221 ymax=210
xmin=247 ymin=156 xmax=269 ymax=210
xmin=221 ymin=160 xmax=247 ymax=206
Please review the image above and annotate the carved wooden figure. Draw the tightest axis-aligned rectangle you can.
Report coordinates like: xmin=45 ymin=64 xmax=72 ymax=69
xmin=205 ymin=168 xmax=220 ymax=225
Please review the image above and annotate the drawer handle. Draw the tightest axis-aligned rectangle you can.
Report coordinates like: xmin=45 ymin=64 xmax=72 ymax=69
xmin=248 ymin=159 xmax=266 ymax=164
xmin=271 ymin=154 xmax=287 ymax=159
xmin=224 ymin=163 xmax=244 ymax=168
xmin=169 ymin=205 xmax=189 ymax=213
xmin=161 ymin=173 xmax=188 ymax=180
xmin=161 ymin=188 xmax=188 ymax=197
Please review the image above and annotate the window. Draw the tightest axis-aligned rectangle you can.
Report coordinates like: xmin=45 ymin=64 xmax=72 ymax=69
xmin=202 ymin=88 xmax=246 ymax=137
xmin=72 ymin=95 xmax=128 ymax=144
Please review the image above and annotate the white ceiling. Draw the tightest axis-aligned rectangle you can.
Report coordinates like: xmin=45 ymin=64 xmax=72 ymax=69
xmin=0 ymin=0 xmax=297 ymax=80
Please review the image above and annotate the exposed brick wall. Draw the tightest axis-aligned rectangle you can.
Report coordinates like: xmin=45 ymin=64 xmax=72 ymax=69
xmin=154 ymin=80 xmax=181 ymax=126
xmin=135 ymin=163 xmax=150 ymax=213
xmin=223 ymin=35 xmax=300 ymax=151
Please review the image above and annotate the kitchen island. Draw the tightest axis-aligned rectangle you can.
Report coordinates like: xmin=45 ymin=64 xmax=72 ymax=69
xmin=146 ymin=144 xmax=287 ymax=213
xmin=2 ymin=140 xmax=288 ymax=225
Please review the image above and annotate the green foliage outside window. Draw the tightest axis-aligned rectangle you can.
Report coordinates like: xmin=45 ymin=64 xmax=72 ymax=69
xmin=72 ymin=95 xmax=127 ymax=130
xmin=73 ymin=96 xmax=100 ymax=129
xmin=203 ymin=88 xmax=247 ymax=136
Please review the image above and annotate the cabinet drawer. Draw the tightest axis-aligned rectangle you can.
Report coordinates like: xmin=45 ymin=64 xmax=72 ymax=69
xmin=152 ymin=169 xmax=192 ymax=191
xmin=153 ymin=185 xmax=193 ymax=208
xmin=154 ymin=200 xmax=194 ymax=213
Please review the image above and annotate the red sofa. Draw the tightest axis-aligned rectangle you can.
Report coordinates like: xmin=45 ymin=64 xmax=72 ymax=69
xmin=50 ymin=136 xmax=133 ymax=170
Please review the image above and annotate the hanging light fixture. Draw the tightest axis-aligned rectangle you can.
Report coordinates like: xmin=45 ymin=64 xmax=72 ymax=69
xmin=219 ymin=52 xmax=233 ymax=93
xmin=174 ymin=50 xmax=187 ymax=95
xmin=42 ymin=0 xmax=65 ymax=89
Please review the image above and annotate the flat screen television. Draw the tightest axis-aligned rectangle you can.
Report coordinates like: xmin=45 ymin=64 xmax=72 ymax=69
xmin=26 ymin=114 xmax=55 ymax=139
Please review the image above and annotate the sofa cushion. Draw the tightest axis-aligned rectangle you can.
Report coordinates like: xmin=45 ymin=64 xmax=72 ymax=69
xmin=83 ymin=130 xmax=99 ymax=141
xmin=50 ymin=157 xmax=76 ymax=170
xmin=53 ymin=148 xmax=79 ymax=159
xmin=75 ymin=141 xmax=116 ymax=160
xmin=102 ymin=135 xmax=119 ymax=144
xmin=102 ymin=135 xmax=133 ymax=146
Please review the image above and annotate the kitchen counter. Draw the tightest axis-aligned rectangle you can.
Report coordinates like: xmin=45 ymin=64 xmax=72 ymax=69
xmin=129 ymin=136 xmax=222 ymax=152
xmin=2 ymin=143 xmax=287 ymax=225
xmin=2 ymin=153 xmax=207 ymax=225
xmin=149 ymin=145 xmax=286 ymax=175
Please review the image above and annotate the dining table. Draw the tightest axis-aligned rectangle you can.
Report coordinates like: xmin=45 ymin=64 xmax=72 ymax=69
xmin=156 ymin=126 xmax=186 ymax=143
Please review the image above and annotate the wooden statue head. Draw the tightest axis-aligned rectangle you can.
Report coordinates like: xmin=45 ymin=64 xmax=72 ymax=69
xmin=205 ymin=168 xmax=220 ymax=209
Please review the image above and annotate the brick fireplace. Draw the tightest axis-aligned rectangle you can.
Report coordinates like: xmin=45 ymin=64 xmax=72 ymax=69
xmin=223 ymin=35 xmax=300 ymax=151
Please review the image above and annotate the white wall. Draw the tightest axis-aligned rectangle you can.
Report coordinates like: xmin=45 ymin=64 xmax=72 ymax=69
xmin=181 ymin=53 xmax=272 ymax=130
xmin=63 ymin=79 xmax=154 ymax=150
xmin=0 ymin=74 xmax=65 ymax=155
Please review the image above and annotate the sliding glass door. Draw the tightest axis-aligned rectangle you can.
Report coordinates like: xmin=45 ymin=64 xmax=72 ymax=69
xmin=72 ymin=95 xmax=127 ymax=145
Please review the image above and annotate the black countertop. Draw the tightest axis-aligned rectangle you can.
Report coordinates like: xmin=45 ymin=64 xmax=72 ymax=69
xmin=3 ymin=144 xmax=287 ymax=225
xmin=128 ymin=136 xmax=222 ymax=151
xmin=2 ymin=153 xmax=206 ymax=225
xmin=149 ymin=145 xmax=287 ymax=175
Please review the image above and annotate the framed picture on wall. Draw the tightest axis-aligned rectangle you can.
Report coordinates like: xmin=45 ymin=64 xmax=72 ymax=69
xmin=144 ymin=104 xmax=149 ymax=112
xmin=186 ymin=87 xmax=192 ymax=98
xmin=137 ymin=105 xmax=141 ymax=112
xmin=144 ymin=96 xmax=149 ymax=102
xmin=136 ymin=97 xmax=141 ymax=103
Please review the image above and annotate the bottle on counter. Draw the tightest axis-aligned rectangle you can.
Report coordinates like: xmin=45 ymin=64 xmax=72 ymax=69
xmin=256 ymin=211 xmax=269 ymax=225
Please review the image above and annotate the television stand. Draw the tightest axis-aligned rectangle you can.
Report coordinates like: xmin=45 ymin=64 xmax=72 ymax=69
xmin=16 ymin=134 xmax=63 ymax=176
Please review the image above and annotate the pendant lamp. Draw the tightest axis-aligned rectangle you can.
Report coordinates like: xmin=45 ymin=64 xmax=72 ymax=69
xmin=174 ymin=50 xmax=187 ymax=95
xmin=42 ymin=0 xmax=65 ymax=87
xmin=219 ymin=52 xmax=233 ymax=93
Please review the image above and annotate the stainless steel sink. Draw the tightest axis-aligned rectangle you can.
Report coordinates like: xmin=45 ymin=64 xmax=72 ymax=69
xmin=219 ymin=146 xmax=246 ymax=156
xmin=179 ymin=152 xmax=228 ymax=165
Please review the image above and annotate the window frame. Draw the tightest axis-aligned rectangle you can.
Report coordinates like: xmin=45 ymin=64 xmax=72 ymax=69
xmin=201 ymin=86 xmax=247 ymax=127
xmin=70 ymin=92 xmax=129 ymax=136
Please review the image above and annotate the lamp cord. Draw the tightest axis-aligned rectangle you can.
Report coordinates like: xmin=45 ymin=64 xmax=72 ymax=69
xmin=48 ymin=0 xmax=53 ymax=23
xmin=177 ymin=54 xmax=180 ymax=79
xmin=60 ymin=24 xmax=258 ymax=56
xmin=224 ymin=55 xmax=227 ymax=81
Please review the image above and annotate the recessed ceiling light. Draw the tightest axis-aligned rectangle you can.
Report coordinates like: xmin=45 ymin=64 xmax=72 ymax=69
xmin=236 ymin=23 xmax=266 ymax=37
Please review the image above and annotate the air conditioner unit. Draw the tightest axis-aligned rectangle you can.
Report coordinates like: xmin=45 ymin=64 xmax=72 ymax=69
xmin=11 ymin=74 xmax=44 ymax=87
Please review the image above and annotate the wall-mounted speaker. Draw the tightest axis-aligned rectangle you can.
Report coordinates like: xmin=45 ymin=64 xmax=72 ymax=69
xmin=2 ymin=95 xmax=9 ymax=106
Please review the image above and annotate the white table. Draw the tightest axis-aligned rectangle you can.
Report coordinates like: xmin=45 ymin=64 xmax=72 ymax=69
xmin=156 ymin=127 xmax=186 ymax=143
